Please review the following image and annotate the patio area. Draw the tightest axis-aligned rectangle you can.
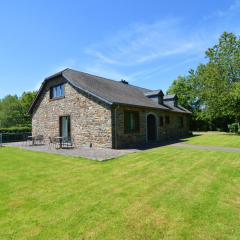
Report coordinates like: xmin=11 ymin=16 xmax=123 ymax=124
xmin=3 ymin=142 xmax=139 ymax=161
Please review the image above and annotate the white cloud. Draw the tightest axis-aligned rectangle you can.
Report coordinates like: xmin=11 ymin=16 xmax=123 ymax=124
xmin=81 ymin=63 xmax=132 ymax=82
xmin=79 ymin=1 xmax=240 ymax=88
xmin=84 ymin=18 xmax=208 ymax=67
xmin=30 ymin=58 xmax=77 ymax=92
xmin=53 ymin=58 xmax=76 ymax=73
xmin=203 ymin=0 xmax=240 ymax=20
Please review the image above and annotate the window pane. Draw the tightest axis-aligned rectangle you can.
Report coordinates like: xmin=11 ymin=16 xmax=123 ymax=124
xmin=124 ymin=111 xmax=140 ymax=133
xmin=50 ymin=84 xmax=64 ymax=99
xmin=159 ymin=116 xmax=163 ymax=126
xmin=54 ymin=86 xmax=57 ymax=97
xmin=178 ymin=116 xmax=184 ymax=128
xmin=165 ymin=116 xmax=170 ymax=124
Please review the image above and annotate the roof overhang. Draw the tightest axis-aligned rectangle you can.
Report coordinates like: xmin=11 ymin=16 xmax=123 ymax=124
xmin=28 ymin=69 xmax=113 ymax=114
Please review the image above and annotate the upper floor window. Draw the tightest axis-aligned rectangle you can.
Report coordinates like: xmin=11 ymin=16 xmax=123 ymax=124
xmin=50 ymin=84 xmax=65 ymax=99
xmin=165 ymin=116 xmax=170 ymax=124
xmin=124 ymin=111 xmax=140 ymax=133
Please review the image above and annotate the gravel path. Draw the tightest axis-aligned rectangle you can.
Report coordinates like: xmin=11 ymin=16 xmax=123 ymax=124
xmin=4 ymin=140 xmax=240 ymax=161
xmin=170 ymin=143 xmax=240 ymax=153
xmin=3 ymin=142 xmax=139 ymax=161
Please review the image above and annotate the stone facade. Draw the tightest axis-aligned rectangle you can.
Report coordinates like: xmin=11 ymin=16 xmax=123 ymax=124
xmin=32 ymin=77 xmax=190 ymax=149
xmin=112 ymin=106 xmax=190 ymax=148
xmin=32 ymin=76 xmax=112 ymax=148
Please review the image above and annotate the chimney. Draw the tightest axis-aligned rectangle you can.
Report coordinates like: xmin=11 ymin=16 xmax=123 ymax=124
xmin=120 ymin=79 xmax=128 ymax=84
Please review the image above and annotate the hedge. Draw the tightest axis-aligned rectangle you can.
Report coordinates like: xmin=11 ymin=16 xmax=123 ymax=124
xmin=0 ymin=126 xmax=31 ymax=133
xmin=0 ymin=126 xmax=32 ymax=143
xmin=228 ymin=123 xmax=239 ymax=134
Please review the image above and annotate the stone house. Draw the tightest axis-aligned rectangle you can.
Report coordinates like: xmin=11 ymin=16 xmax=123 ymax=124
xmin=29 ymin=68 xmax=191 ymax=149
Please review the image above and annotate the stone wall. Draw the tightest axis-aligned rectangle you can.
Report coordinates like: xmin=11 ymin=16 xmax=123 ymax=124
xmin=113 ymin=106 xmax=190 ymax=148
xmin=32 ymin=76 xmax=190 ymax=149
xmin=32 ymin=76 xmax=112 ymax=148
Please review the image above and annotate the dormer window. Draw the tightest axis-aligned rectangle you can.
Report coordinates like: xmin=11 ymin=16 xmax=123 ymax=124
xmin=50 ymin=84 xmax=65 ymax=99
xmin=163 ymin=94 xmax=178 ymax=107
xmin=144 ymin=90 xmax=164 ymax=105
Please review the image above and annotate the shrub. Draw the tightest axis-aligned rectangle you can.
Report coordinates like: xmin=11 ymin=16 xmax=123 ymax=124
xmin=0 ymin=126 xmax=32 ymax=143
xmin=228 ymin=123 xmax=239 ymax=134
xmin=0 ymin=126 xmax=31 ymax=133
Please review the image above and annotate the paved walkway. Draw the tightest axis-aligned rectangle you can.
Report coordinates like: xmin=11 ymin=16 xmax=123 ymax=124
xmin=170 ymin=143 xmax=240 ymax=153
xmin=3 ymin=142 xmax=139 ymax=161
xmin=4 ymin=140 xmax=240 ymax=161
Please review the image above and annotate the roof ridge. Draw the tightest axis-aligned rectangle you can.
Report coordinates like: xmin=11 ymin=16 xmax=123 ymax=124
xmin=66 ymin=68 xmax=151 ymax=91
xmin=44 ymin=68 xmax=69 ymax=80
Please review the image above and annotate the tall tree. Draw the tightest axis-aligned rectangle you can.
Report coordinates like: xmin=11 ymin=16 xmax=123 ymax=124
xmin=196 ymin=32 xmax=240 ymax=123
xmin=168 ymin=32 xmax=240 ymax=130
xmin=0 ymin=91 xmax=37 ymax=128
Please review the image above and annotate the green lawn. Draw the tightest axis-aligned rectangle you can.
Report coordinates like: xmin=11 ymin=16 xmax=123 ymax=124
xmin=182 ymin=132 xmax=240 ymax=148
xmin=1 ymin=146 xmax=240 ymax=240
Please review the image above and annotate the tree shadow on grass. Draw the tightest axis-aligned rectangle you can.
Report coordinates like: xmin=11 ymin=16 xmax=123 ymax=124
xmin=124 ymin=133 xmax=201 ymax=150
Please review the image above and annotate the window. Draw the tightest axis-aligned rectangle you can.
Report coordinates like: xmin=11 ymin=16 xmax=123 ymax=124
xmin=165 ymin=116 xmax=170 ymax=124
xmin=124 ymin=111 xmax=140 ymax=133
xmin=50 ymin=84 xmax=64 ymax=99
xmin=159 ymin=116 xmax=164 ymax=127
xmin=60 ymin=116 xmax=71 ymax=139
xmin=178 ymin=116 xmax=184 ymax=128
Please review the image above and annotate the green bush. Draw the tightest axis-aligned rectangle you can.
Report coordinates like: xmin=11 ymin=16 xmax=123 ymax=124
xmin=228 ymin=123 xmax=239 ymax=134
xmin=0 ymin=126 xmax=31 ymax=133
xmin=0 ymin=126 xmax=32 ymax=143
xmin=0 ymin=132 xmax=32 ymax=143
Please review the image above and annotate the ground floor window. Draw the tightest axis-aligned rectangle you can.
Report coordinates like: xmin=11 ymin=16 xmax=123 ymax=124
xmin=124 ymin=111 xmax=140 ymax=133
xmin=165 ymin=116 xmax=170 ymax=124
xmin=178 ymin=116 xmax=184 ymax=128
xmin=159 ymin=116 xmax=164 ymax=126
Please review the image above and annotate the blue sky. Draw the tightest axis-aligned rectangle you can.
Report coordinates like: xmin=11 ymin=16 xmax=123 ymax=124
xmin=0 ymin=0 xmax=240 ymax=98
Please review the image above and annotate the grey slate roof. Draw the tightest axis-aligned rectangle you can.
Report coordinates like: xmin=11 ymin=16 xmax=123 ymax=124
xmin=163 ymin=102 xmax=192 ymax=114
xmin=144 ymin=90 xmax=164 ymax=97
xmin=63 ymin=69 xmax=171 ymax=110
xmin=29 ymin=68 xmax=191 ymax=114
xmin=164 ymin=94 xmax=177 ymax=100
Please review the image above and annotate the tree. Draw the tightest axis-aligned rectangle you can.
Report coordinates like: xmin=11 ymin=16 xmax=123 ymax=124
xmin=230 ymin=82 xmax=240 ymax=123
xmin=0 ymin=95 xmax=22 ymax=127
xmin=201 ymin=32 xmax=240 ymax=122
xmin=167 ymin=75 xmax=192 ymax=109
xmin=167 ymin=32 xmax=240 ymax=130
xmin=19 ymin=91 xmax=37 ymax=126
xmin=0 ymin=91 xmax=37 ymax=128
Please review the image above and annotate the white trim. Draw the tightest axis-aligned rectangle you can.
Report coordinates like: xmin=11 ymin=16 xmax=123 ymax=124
xmin=146 ymin=112 xmax=159 ymax=143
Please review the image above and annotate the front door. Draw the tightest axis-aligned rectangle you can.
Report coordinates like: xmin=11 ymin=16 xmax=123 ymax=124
xmin=60 ymin=116 xmax=71 ymax=139
xmin=147 ymin=114 xmax=157 ymax=141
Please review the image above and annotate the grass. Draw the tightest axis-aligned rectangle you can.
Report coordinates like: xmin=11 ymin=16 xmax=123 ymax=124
xmin=182 ymin=132 xmax=240 ymax=148
xmin=1 ymin=145 xmax=240 ymax=239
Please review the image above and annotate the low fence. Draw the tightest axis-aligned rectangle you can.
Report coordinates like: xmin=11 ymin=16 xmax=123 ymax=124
xmin=0 ymin=132 xmax=32 ymax=144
